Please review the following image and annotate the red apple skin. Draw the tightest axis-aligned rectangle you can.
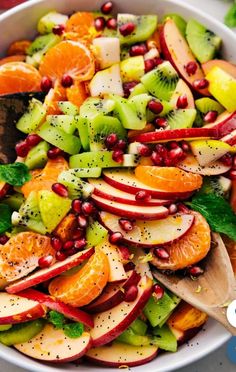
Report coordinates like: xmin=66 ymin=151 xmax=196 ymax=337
xmin=202 ymin=59 xmax=236 ymax=79
xmin=84 ymin=270 xmax=141 ymax=313
xmin=18 ymin=289 xmax=94 ymax=328
xmin=221 ymin=129 xmax=236 ymax=145
xmin=206 ymin=111 xmax=236 ymax=138
xmin=0 ymin=182 xmax=10 ymax=199
xmin=6 ymin=247 xmax=95 ymax=294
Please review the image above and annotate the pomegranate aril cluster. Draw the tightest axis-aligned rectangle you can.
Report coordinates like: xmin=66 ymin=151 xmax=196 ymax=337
xmin=15 ymin=134 xmax=42 ymax=158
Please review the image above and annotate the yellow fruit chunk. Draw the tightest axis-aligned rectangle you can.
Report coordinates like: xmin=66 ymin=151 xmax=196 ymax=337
xmin=167 ymin=302 xmax=208 ymax=331
xmin=190 ymin=139 xmax=232 ymax=166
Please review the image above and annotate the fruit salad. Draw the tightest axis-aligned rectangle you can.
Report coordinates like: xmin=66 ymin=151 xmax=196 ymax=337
xmin=0 ymin=1 xmax=236 ymax=367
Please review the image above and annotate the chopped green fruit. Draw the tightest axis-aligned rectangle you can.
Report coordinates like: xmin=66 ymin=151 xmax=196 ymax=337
xmin=110 ymin=94 xmax=145 ymax=130
xmin=3 ymin=193 xmax=25 ymax=211
xmin=27 ymin=33 xmax=61 ymax=66
xmin=190 ymin=139 xmax=231 ymax=167
xmin=38 ymin=190 xmax=71 ymax=232
xmin=158 ymin=293 xmax=180 ymax=327
xmin=129 ymin=94 xmax=152 ymax=123
xmin=199 ymin=176 xmax=231 ymax=198
xmin=75 ymin=116 xmax=90 ymax=151
xmin=58 ymin=170 xmax=94 ymax=199
xmin=120 ymin=56 xmax=145 ymax=83
xmin=130 ymin=318 xmax=148 ymax=336
xmin=195 ymin=97 xmax=224 ymax=115
xmin=36 ymin=122 xmax=81 ymax=155
xmin=16 ymin=99 xmax=46 ymax=134
xmin=117 ymin=328 xmax=151 ymax=346
xmin=120 ymin=45 xmax=130 ymax=61
xmin=90 ymin=64 xmax=124 ymax=97
xmin=144 ymin=292 xmax=180 ymax=327
xmin=12 ymin=213 xmax=47 ymax=235
xmin=65 ymin=168 xmax=102 ymax=178
xmin=25 ymin=141 xmax=50 ymax=170
xmin=186 ymin=19 xmax=222 ymax=63
xmin=141 ymin=61 xmax=179 ymax=101
xmin=129 ymin=83 xmax=148 ymax=98
xmin=58 ymin=101 xmax=80 ymax=116
xmin=37 ymin=11 xmax=68 ymax=34
xmin=118 ymin=14 xmax=158 ymax=45
xmin=167 ymin=109 xmax=196 ymax=129
xmin=80 ymin=97 xmax=110 ymax=118
xmin=70 ymin=151 xmax=136 ymax=168
xmin=47 ymin=115 xmax=76 ymax=135
xmin=86 ymin=220 xmax=108 ymax=248
xmin=152 ymin=324 xmax=177 ymax=352
xmin=0 ymin=325 xmax=12 ymax=331
xmin=163 ymin=13 xmax=187 ymax=36
xmin=0 ymin=319 xmax=45 ymax=346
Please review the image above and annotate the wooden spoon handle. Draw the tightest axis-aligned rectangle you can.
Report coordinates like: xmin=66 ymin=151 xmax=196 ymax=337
xmin=209 ymin=306 xmax=236 ymax=335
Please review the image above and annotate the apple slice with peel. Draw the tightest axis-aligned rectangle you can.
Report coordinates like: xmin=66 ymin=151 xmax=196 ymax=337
xmin=15 ymin=324 xmax=91 ymax=363
xmin=204 ymin=111 xmax=236 ymax=137
xmin=84 ymin=270 xmax=141 ymax=313
xmin=170 ymin=79 xmax=195 ymax=109
xmin=6 ymin=248 xmax=94 ymax=294
xmin=92 ymin=194 xmax=169 ymax=220
xmin=90 ymin=275 xmax=153 ymax=347
xmin=202 ymin=59 xmax=236 ymax=79
xmin=0 ymin=293 xmax=46 ymax=325
xmin=99 ymin=211 xmax=194 ymax=248
xmin=17 ymin=289 xmax=93 ymax=328
xmin=190 ymin=140 xmax=232 ymax=166
xmin=177 ymin=154 xmax=231 ymax=176
xmin=160 ymin=18 xmax=209 ymax=96
xmin=86 ymin=342 xmax=158 ymax=367
xmin=89 ymin=178 xmax=172 ymax=206
xmin=221 ymin=129 xmax=236 ymax=146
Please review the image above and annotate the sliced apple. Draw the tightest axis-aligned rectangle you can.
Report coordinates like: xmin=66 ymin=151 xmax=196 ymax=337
xmin=202 ymin=59 xmax=236 ymax=79
xmin=0 ymin=292 xmax=46 ymax=325
xmin=89 ymin=63 xmax=124 ymax=97
xmin=86 ymin=341 xmax=158 ymax=367
xmin=96 ymin=238 xmax=127 ymax=283
xmin=90 ymin=275 xmax=152 ymax=347
xmin=17 ymin=289 xmax=93 ymax=328
xmin=92 ymin=37 xmax=120 ymax=69
xmin=204 ymin=111 xmax=236 ymax=138
xmin=6 ymin=248 xmax=94 ymax=294
xmin=99 ymin=211 xmax=194 ymax=248
xmin=89 ymin=178 xmax=171 ymax=206
xmin=170 ymin=79 xmax=195 ymax=109
xmin=190 ymin=140 xmax=232 ymax=166
xmin=15 ymin=324 xmax=91 ymax=363
xmin=177 ymin=154 xmax=231 ymax=175
xmin=131 ymin=247 xmax=153 ymax=279
xmin=84 ymin=270 xmax=141 ymax=313
xmin=160 ymin=18 xmax=209 ymax=96
xmin=221 ymin=129 xmax=236 ymax=146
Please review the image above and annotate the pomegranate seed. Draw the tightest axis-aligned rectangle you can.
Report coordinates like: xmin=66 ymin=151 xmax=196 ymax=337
xmin=72 ymin=228 xmax=85 ymax=240
xmin=77 ymin=214 xmax=88 ymax=228
xmin=26 ymin=134 xmax=42 ymax=147
xmin=114 ymin=140 xmax=127 ymax=152
xmin=168 ymin=203 xmax=178 ymax=214
xmin=47 ymin=147 xmax=63 ymax=159
xmin=41 ymin=76 xmax=52 ymax=92
xmin=74 ymin=238 xmax=87 ymax=250
xmin=101 ymin=1 xmax=113 ymax=14
xmin=169 ymin=141 xmax=179 ymax=149
xmin=151 ymin=151 xmax=163 ymax=166
xmin=154 ymin=117 xmax=168 ymax=128
xmin=138 ymin=144 xmax=152 ymax=157
xmin=177 ymin=203 xmax=190 ymax=213
xmin=153 ymin=247 xmax=170 ymax=259
xmin=106 ymin=18 xmax=117 ymax=30
xmin=204 ymin=110 xmax=218 ymax=123
xmin=109 ymin=232 xmax=123 ymax=244
xmin=119 ymin=22 xmax=136 ymax=36
xmin=124 ymin=285 xmax=138 ymax=302
xmin=63 ymin=240 xmax=74 ymax=250
xmin=119 ymin=218 xmax=134 ymax=232
xmin=124 ymin=261 xmax=135 ymax=271
xmin=72 ymin=199 xmax=82 ymax=214
xmin=169 ymin=147 xmax=185 ymax=162
xmin=187 ymin=265 xmax=204 ymax=277
xmin=123 ymin=81 xmax=138 ymax=98
xmin=193 ymin=78 xmax=209 ymax=90
xmin=177 ymin=94 xmax=188 ymax=109
xmin=38 ymin=255 xmax=53 ymax=269
xmin=52 ymin=183 xmax=68 ymax=197
xmin=148 ymin=100 xmax=163 ymax=114
xmin=55 ymin=251 xmax=67 ymax=261
xmin=51 ymin=237 xmax=62 ymax=251
xmin=61 ymin=74 xmax=73 ymax=88
xmin=144 ymin=58 xmax=156 ymax=73
xmin=112 ymin=150 xmax=124 ymax=163
xmin=52 ymin=24 xmax=65 ymax=35
xmin=152 ymin=283 xmax=164 ymax=300
xmin=66 ymin=248 xmax=77 ymax=257
xmin=233 ymin=156 xmax=236 ymax=169
xmin=15 ymin=141 xmax=29 ymax=157
xmin=153 ymin=57 xmax=163 ymax=66
xmin=185 ymin=61 xmax=198 ymax=76
xmin=94 ymin=16 xmax=106 ymax=31
xmin=105 ymin=133 xmax=118 ymax=149
xmin=118 ymin=246 xmax=131 ymax=261
xmin=229 ymin=169 xmax=236 ymax=180
xmin=81 ymin=201 xmax=95 ymax=216
xmin=130 ymin=43 xmax=147 ymax=57
xmin=155 ymin=144 xmax=168 ymax=157
xmin=181 ymin=141 xmax=190 ymax=152
xmin=221 ymin=153 xmax=233 ymax=167
xmin=135 ymin=190 xmax=151 ymax=202
xmin=0 ymin=235 xmax=9 ymax=245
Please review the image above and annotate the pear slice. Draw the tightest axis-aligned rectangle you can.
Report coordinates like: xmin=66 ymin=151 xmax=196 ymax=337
xmin=93 ymin=37 xmax=120 ymax=69
xmin=190 ymin=139 xmax=231 ymax=166
xmin=89 ymin=64 xmax=124 ymax=97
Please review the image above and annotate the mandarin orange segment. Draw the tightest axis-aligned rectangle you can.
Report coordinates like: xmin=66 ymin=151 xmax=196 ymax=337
xmin=0 ymin=232 xmax=55 ymax=282
xmin=0 ymin=62 xmax=41 ymax=95
xmin=65 ymin=12 xmax=97 ymax=42
xmin=21 ymin=157 xmax=69 ymax=198
xmin=39 ymin=40 xmax=95 ymax=84
xmin=44 ymin=83 xmax=67 ymax=115
xmin=151 ymin=211 xmax=211 ymax=270
xmin=7 ymin=40 xmax=31 ymax=56
xmin=135 ymin=166 xmax=203 ymax=193
xmin=49 ymin=248 xmax=110 ymax=307
xmin=66 ymin=82 xmax=88 ymax=108
xmin=0 ymin=55 xmax=25 ymax=66
xmin=167 ymin=302 xmax=208 ymax=331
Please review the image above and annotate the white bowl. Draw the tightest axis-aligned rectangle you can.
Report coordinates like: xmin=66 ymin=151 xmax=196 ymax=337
xmin=0 ymin=0 xmax=233 ymax=371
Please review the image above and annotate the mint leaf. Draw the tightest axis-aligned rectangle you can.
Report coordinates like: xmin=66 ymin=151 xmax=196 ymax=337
xmin=48 ymin=311 xmax=65 ymax=329
xmin=0 ymin=163 xmax=31 ymax=187
xmin=225 ymin=3 xmax=236 ymax=27
xmin=0 ymin=204 xmax=12 ymax=234
xmin=187 ymin=193 xmax=236 ymax=241
xmin=63 ymin=323 xmax=84 ymax=338
xmin=48 ymin=311 xmax=84 ymax=338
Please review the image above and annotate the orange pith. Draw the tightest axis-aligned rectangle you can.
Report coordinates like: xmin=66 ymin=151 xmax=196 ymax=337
xmin=0 ymin=62 xmax=41 ymax=95
xmin=0 ymin=55 xmax=25 ymax=66
xmin=0 ymin=232 xmax=54 ymax=282
xmin=39 ymin=40 xmax=95 ymax=84
xmin=21 ymin=157 xmax=69 ymax=198
xmin=49 ymin=248 xmax=110 ymax=307
xmin=135 ymin=165 xmax=203 ymax=192
xmin=7 ymin=40 xmax=32 ymax=56
xmin=65 ymin=12 xmax=97 ymax=42
xmin=151 ymin=211 xmax=211 ymax=270
xmin=66 ymin=82 xmax=88 ymax=108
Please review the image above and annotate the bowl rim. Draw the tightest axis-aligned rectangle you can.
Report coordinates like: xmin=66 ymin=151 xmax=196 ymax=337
xmin=0 ymin=0 xmax=233 ymax=371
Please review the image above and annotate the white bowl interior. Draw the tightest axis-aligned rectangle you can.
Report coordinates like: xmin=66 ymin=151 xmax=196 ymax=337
xmin=0 ymin=0 xmax=233 ymax=371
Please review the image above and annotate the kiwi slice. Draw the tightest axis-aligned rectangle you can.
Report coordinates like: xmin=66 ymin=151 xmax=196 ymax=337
xmin=163 ymin=13 xmax=187 ymax=36
xmin=26 ymin=33 xmax=60 ymax=66
xmin=120 ymin=56 xmax=145 ymax=83
xmin=47 ymin=115 xmax=76 ymax=135
xmin=58 ymin=101 xmax=80 ymax=115
xmin=118 ymin=14 xmax=158 ymax=45
xmin=141 ymin=61 xmax=179 ymax=101
xmin=195 ymin=98 xmax=224 ymax=115
xmin=86 ymin=220 xmax=108 ymax=248
xmin=69 ymin=151 xmax=137 ymax=169
xmin=3 ymin=193 xmax=25 ymax=211
xmin=0 ymin=320 xmax=46 ymax=346
xmin=16 ymin=98 xmax=46 ymax=134
xmin=129 ymin=83 xmax=148 ymax=98
xmin=152 ymin=324 xmax=177 ymax=352
xmin=37 ymin=11 xmax=68 ymax=34
xmin=25 ymin=141 xmax=50 ymax=170
xmin=166 ymin=109 xmax=197 ymax=129
xmin=58 ymin=171 xmax=94 ymax=199
xmin=186 ymin=19 xmax=222 ymax=63
xmin=199 ymin=176 xmax=231 ymax=197
xmin=111 ymin=94 xmax=145 ymax=130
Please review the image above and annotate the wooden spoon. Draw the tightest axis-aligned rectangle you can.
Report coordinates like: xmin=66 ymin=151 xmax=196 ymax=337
xmin=153 ymin=233 xmax=236 ymax=335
